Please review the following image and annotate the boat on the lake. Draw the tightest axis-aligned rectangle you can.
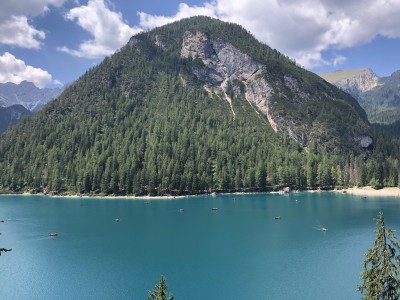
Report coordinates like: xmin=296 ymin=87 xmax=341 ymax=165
xmin=48 ymin=233 xmax=58 ymax=237
xmin=321 ymin=227 xmax=328 ymax=231
xmin=113 ymin=218 xmax=120 ymax=222
xmin=178 ymin=208 xmax=184 ymax=212
xmin=275 ymin=216 xmax=282 ymax=220
xmin=211 ymin=207 xmax=218 ymax=211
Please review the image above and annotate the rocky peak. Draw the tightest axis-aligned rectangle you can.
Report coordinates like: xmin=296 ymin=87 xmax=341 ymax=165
xmin=341 ymin=68 xmax=380 ymax=93
xmin=180 ymin=31 xmax=372 ymax=150
xmin=181 ymin=31 xmax=263 ymax=82
xmin=180 ymin=30 xmax=311 ymax=145
xmin=180 ymin=30 xmax=371 ymax=151
xmin=319 ymin=68 xmax=380 ymax=96
xmin=0 ymin=81 xmax=62 ymax=112
xmin=181 ymin=31 xmax=268 ymax=119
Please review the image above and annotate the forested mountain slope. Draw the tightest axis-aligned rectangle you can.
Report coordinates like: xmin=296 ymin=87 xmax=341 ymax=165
xmin=0 ymin=17 xmax=398 ymax=195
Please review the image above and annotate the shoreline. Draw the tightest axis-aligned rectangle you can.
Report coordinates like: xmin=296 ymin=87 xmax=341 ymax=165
xmin=1 ymin=186 xmax=400 ymax=199
xmin=339 ymin=186 xmax=400 ymax=197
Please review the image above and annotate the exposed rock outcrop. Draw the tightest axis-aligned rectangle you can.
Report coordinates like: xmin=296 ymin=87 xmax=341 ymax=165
xmin=319 ymin=68 xmax=380 ymax=97
xmin=181 ymin=30 xmax=372 ymax=151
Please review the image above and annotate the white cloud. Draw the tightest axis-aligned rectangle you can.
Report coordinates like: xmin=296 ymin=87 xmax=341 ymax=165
xmin=0 ymin=0 xmax=65 ymax=19
xmin=333 ymin=55 xmax=347 ymax=67
xmin=58 ymin=0 xmax=141 ymax=58
xmin=0 ymin=0 xmax=65 ymax=48
xmin=137 ymin=0 xmax=400 ymax=69
xmin=0 ymin=16 xmax=45 ymax=49
xmin=0 ymin=52 xmax=52 ymax=88
xmin=138 ymin=3 xmax=217 ymax=30
xmin=53 ymin=79 xmax=64 ymax=87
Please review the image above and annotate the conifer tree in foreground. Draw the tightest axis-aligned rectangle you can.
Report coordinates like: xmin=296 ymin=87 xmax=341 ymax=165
xmin=358 ymin=212 xmax=400 ymax=299
xmin=147 ymin=275 xmax=174 ymax=300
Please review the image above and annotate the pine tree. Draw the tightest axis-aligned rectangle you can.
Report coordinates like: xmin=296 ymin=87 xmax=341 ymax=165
xmin=358 ymin=211 xmax=400 ymax=299
xmin=147 ymin=275 xmax=174 ymax=300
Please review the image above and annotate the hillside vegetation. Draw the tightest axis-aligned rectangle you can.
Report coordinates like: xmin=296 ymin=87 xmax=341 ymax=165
xmin=0 ymin=17 xmax=399 ymax=195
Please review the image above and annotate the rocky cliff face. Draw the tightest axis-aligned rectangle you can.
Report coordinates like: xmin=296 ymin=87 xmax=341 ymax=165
xmin=181 ymin=31 xmax=265 ymax=118
xmin=181 ymin=31 xmax=371 ymax=150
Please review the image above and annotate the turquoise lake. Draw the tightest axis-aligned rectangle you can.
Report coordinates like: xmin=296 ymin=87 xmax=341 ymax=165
xmin=1 ymin=192 xmax=400 ymax=299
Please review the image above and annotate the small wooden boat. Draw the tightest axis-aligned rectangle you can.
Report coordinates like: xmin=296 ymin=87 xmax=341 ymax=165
xmin=113 ymin=218 xmax=120 ymax=222
xmin=48 ymin=233 xmax=58 ymax=237
xmin=178 ymin=208 xmax=184 ymax=212
xmin=211 ymin=208 xmax=218 ymax=211
xmin=321 ymin=227 xmax=328 ymax=232
xmin=275 ymin=216 xmax=282 ymax=220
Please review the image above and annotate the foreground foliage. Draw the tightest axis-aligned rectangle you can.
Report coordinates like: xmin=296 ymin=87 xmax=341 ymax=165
xmin=358 ymin=212 xmax=400 ymax=299
xmin=147 ymin=276 xmax=174 ymax=300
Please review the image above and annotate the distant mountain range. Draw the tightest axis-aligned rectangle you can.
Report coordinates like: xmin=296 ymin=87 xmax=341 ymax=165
xmin=0 ymin=81 xmax=62 ymax=112
xmin=319 ymin=68 xmax=400 ymax=124
xmin=0 ymin=81 xmax=62 ymax=133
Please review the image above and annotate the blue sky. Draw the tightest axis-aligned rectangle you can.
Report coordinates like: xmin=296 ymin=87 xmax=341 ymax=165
xmin=1 ymin=0 xmax=400 ymax=88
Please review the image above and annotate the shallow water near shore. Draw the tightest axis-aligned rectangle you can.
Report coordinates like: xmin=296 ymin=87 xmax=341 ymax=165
xmin=1 ymin=192 xmax=400 ymax=299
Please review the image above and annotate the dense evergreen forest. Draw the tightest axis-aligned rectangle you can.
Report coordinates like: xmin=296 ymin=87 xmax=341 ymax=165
xmin=0 ymin=17 xmax=399 ymax=196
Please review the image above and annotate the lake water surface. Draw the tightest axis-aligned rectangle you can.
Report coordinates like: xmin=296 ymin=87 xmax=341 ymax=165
xmin=1 ymin=192 xmax=400 ymax=299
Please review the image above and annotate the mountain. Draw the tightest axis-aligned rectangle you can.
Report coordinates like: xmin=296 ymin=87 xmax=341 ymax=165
xmin=0 ymin=104 xmax=32 ymax=133
xmin=0 ymin=16 xmax=398 ymax=195
xmin=319 ymin=68 xmax=380 ymax=96
xmin=319 ymin=69 xmax=400 ymax=124
xmin=0 ymin=81 xmax=62 ymax=112
xmin=361 ymin=71 xmax=400 ymax=124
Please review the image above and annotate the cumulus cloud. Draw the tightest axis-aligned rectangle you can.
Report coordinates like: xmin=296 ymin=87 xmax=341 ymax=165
xmin=138 ymin=3 xmax=217 ymax=30
xmin=0 ymin=16 xmax=45 ymax=49
xmin=0 ymin=52 xmax=53 ymax=88
xmin=137 ymin=0 xmax=400 ymax=68
xmin=58 ymin=0 xmax=141 ymax=58
xmin=0 ymin=0 xmax=65 ymax=48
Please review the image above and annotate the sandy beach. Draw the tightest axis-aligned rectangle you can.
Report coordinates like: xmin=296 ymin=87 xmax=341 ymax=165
xmin=341 ymin=186 xmax=400 ymax=197
xmin=3 ymin=187 xmax=400 ymax=199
